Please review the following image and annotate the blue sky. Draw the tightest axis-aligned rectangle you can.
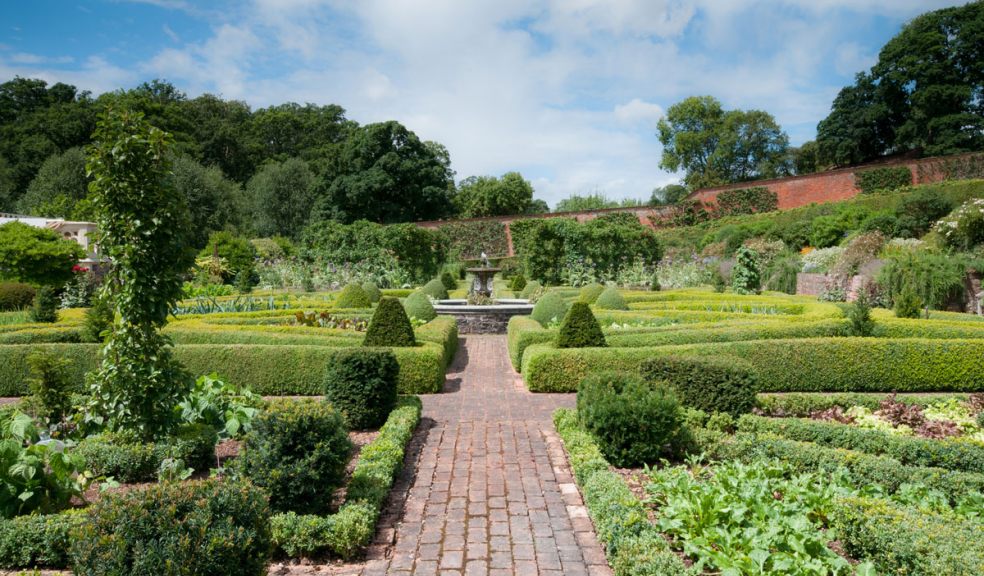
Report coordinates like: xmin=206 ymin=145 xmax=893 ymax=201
xmin=0 ymin=0 xmax=966 ymax=206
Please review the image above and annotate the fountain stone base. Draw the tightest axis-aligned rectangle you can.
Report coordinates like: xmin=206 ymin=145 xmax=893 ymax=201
xmin=433 ymin=299 xmax=534 ymax=334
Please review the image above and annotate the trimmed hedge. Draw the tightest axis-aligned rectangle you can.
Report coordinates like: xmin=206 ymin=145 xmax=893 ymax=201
xmin=74 ymin=423 xmax=218 ymax=483
xmin=556 ymin=302 xmax=606 ymax=348
xmin=414 ymin=316 xmax=458 ymax=367
xmin=324 ymin=349 xmax=399 ymax=429
xmin=579 ymin=283 xmax=605 ymax=304
xmin=0 ymin=509 xmax=84 ymax=569
xmin=755 ymin=392 xmax=968 ymax=416
xmin=506 ymin=316 xmax=553 ymax=370
xmin=854 ymin=166 xmax=912 ymax=194
xmin=421 ymin=278 xmax=449 ymax=300
xmin=737 ymin=414 xmax=984 ymax=474
xmin=553 ymin=409 xmax=689 ymax=575
xmin=640 ymin=355 xmax=757 ymax=417
xmin=832 ymin=496 xmax=984 ymax=575
xmin=271 ymin=396 xmax=421 ymax=559
xmin=530 ymin=292 xmax=569 ymax=327
xmin=335 ymin=284 xmax=372 ymax=309
xmin=594 ymin=286 xmax=628 ymax=310
xmin=363 ymin=297 xmax=416 ymax=347
xmin=0 ymin=326 xmax=85 ymax=344
xmin=403 ymin=291 xmax=436 ymax=322
xmin=0 ymin=282 xmax=36 ymax=312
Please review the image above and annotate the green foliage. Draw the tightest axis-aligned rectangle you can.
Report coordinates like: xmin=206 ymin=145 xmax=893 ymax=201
xmin=324 ymin=349 xmax=399 ymax=429
xmin=577 ymin=282 xmax=604 ymax=304
xmin=421 ymin=278 xmax=449 ymax=300
xmin=0 ymin=510 xmax=84 ymax=569
xmin=169 ymin=155 xmax=244 ymax=249
xmin=239 ymin=400 xmax=352 ymax=514
xmin=577 ymin=371 xmax=685 ymax=467
xmin=640 ymin=355 xmax=757 ymax=417
xmin=714 ymin=186 xmax=778 ymax=216
xmin=556 ymin=302 xmax=606 ymax=348
xmin=198 ymin=231 xmax=256 ymax=283
xmin=855 ymin=166 xmax=912 ymax=193
xmin=879 ymin=250 xmax=967 ymax=311
xmin=335 ymin=283 xmax=372 ymax=309
xmin=176 ymin=373 xmax=262 ymax=439
xmin=762 ymin=252 xmax=800 ymax=294
xmin=453 ymin=172 xmax=534 ymax=217
xmin=935 ymin=197 xmax=984 ymax=250
xmin=0 ymin=283 xmax=34 ymax=312
xmin=711 ymin=268 xmax=727 ymax=292
xmin=29 ymin=286 xmax=57 ymax=323
xmin=510 ymin=274 xmax=527 ymax=295
xmin=246 ymin=158 xmax=316 ymax=239
xmin=76 ymin=424 xmax=218 ymax=483
xmin=363 ymin=297 xmax=416 ymax=347
xmin=86 ymin=108 xmax=195 ymax=439
xmin=440 ymin=271 xmax=456 ymax=291
xmin=81 ymin=295 xmax=112 ymax=343
xmin=520 ymin=280 xmax=542 ymax=299
xmin=0 ymin=222 xmax=84 ymax=286
xmin=731 ymin=246 xmax=760 ymax=295
xmin=893 ymin=187 xmax=956 ymax=237
xmin=832 ymin=496 xmax=984 ymax=575
xmin=17 ymin=147 xmax=89 ymax=218
xmin=846 ymin=287 xmax=875 ymax=337
xmin=25 ymin=350 xmax=72 ymax=424
xmin=69 ymin=480 xmax=271 ymax=576
xmin=360 ymin=282 xmax=382 ymax=304
xmin=530 ymin=291 xmax=569 ymax=327
xmin=403 ymin=291 xmax=436 ymax=322
xmin=594 ymin=286 xmax=628 ymax=310
xmin=438 ymin=221 xmax=509 ymax=260
xmin=754 ymin=392 xmax=960 ymax=417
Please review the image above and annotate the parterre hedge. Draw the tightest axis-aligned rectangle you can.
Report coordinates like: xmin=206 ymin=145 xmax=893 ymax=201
xmin=755 ymin=392 xmax=969 ymax=416
xmin=0 ymin=510 xmax=85 ymax=569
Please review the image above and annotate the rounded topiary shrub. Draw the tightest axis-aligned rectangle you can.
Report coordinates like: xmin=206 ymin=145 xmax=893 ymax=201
xmin=422 ymin=278 xmax=449 ymax=300
xmin=403 ymin=291 xmax=436 ymax=322
xmin=510 ymin=274 xmax=527 ymax=295
xmin=0 ymin=282 xmax=35 ymax=311
xmin=363 ymin=297 xmax=416 ymax=347
xmin=361 ymin=282 xmax=382 ymax=304
xmin=324 ymin=349 xmax=399 ymax=429
xmin=70 ymin=479 xmax=271 ymax=576
xmin=639 ymin=355 xmax=757 ymax=418
xmin=530 ymin=291 xmax=569 ymax=327
xmin=594 ymin=286 xmax=628 ymax=310
xmin=238 ymin=400 xmax=352 ymax=514
xmin=579 ymin=282 xmax=605 ymax=304
xmin=577 ymin=371 xmax=685 ymax=467
xmin=335 ymin=283 xmax=372 ymax=309
xmin=556 ymin=302 xmax=606 ymax=348
xmin=440 ymin=271 xmax=456 ymax=291
xmin=520 ymin=280 xmax=542 ymax=299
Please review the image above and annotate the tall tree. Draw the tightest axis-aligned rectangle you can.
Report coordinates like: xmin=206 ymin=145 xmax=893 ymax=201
xmin=817 ymin=2 xmax=984 ymax=165
xmin=17 ymin=147 xmax=89 ymax=218
xmin=649 ymin=184 xmax=689 ymax=205
xmin=657 ymin=96 xmax=791 ymax=189
xmin=314 ymin=121 xmax=455 ymax=223
xmin=169 ymin=154 xmax=245 ymax=248
xmin=454 ymin=171 xmax=534 ymax=217
xmin=246 ymin=158 xmax=316 ymax=238
xmin=554 ymin=194 xmax=618 ymax=212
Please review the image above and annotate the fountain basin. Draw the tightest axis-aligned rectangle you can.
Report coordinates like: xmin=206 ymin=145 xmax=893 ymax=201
xmin=434 ymin=298 xmax=534 ymax=334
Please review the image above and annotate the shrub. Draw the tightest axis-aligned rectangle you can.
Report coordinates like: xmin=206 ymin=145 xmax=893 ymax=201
xmin=362 ymin=297 xmax=416 ymax=347
xmin=440 ymin=271 xmax=456 ymax=291
xmin=30 ymin=286 xmax=58 ymax=323
xmin=70 ymin=480 xmax=271 ymax=576
xmin=82 ymin=294 xmax=113 ymax=342
xmin=238 ymin=400 xmax=352 ymax=514
xmin=579 ymin=282 xmax=605 ymax=304
xmin=846 ymin=286 xmax=875 ymax=336
xmin=510 ymin=274 xmax=527 ymax=295
xmin=335 ymin=283 xmax=372 ymax=309
xmin=0 ymin=510 xmax=84 ymax=569
xmin=594 ymin=286 xmax=628 ymax=310
xmin=198 ymin=231 xmax=257 ymax=283
xmin=530 ymin=291 xmax=569 ymax=327
xmin=270 ymin=505 xmax=376 ymax=560
xmin=894 ymin=285 xmax=923 ymax=318
xmin=640 ymin=355 xmax=757 ymax=417
xmin=324 ymin=349 xmax=399 ymax=429
xmin=76 ymin=424 xmax=219 ymax=483
xmin=176 ymin=373 xmax=262 ymax=439
xmin=421 ymin=278 xmax=449 ymax=300
xmin=854 ymin=166 xmax=912 ymax=194
xmin=520 ymin=280 xmax=542 ymax=299
xmin=361 ymin=282 xmax=381 ymax=304
xmin=711 ymin=268 xmax=727 ymax=292
xmin=715 ymin=186 xmax=778 ymax=216
xmin=731 ymin=246 xmax=760 ymax=295
xmin=0 ymin=283 xmax=34 ymax=312
xmin=0 ymin=222 xmax=84 ymax=287
xmin=25 ymin=350 xmax=73 ymax=424
xmin=878 ymin=250 xmax=966 ymax=311
xmin=403 ymin=291 xmax=436 ymax=322
xmin=935 ymin=197 xmax=984 ymax=250
xmin=556 ymin=302 xmax=606 ymax=348
xmin=577 ymin=371 xmax=685 ymax=467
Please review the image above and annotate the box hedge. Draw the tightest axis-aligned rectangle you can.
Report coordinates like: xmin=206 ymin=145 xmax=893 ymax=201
xmin=556 ymin=302 xmax=606 ymax=348
xmin=754 ymin=392 xmax=968 ymax=416
xmin=76 ymin=423 xmax=219 ymax=483
xmin=324 ymin=349 xmax=399 ymax=429
xmin=0 ymin=509 xmax=84 ymax=569
xmin=640 ymin=355 xmax=757 ymax=417
xmin=334 ymin=283 xmax=372 ymax=309
xmin=362 ymin=297 xmax=415 ymax=347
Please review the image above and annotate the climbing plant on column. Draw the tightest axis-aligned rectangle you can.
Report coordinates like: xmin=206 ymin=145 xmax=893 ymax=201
xmin=85 ymin=109 xmax=195 ymax=439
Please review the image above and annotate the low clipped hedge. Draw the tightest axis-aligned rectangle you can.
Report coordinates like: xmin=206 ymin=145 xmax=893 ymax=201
xmin=271 ymin=396 xmax=421 ymax=559
xmin=0 ymin=509 xmax=85 ymax=569
xmin=832 ymin=496 xmax=984 ymax=575
xmin=522 ymin=338 xmax=984 ymax=393
xmin=414 ymin=316 xmax=458 ymax=367
xmin=738 ymin=414 xmax=984 ymax=474
xmin=755 ymin=392 xmax=969 ymax=416
xmin=76 ymin=423 xmax=218 ymax=483
xmin=641 ymin=355 xmax=757 ymax=417
xmin=553 ymin=409 xmax=689 ymax=575
xmin=507 ymin=316 xmax=553 ymax=370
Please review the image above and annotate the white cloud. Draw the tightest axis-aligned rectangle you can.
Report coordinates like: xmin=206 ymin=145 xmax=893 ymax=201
xmin=614 ymin=98 xmax=665 ymax=125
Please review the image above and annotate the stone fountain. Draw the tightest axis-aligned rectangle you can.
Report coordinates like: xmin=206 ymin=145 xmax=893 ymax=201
xmin=432 ymin=251 xmax=534 ymax=334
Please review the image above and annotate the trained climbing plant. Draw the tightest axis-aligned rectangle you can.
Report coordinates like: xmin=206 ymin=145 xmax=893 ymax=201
xmin=85 ymin=109 xmax=195 ymax=439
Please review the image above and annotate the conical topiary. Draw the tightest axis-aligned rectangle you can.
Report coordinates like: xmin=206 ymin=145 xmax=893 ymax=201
xmin=556 ymin=302 xmax=606 ymax=348
xmin=594 ymin=286 xmax=628 ymax=310
xmin=422 ymin=278 xmax=449 ymax=300
xmin=579 ymin=282 xmax=605 ymax=304
xmin=440 ymin=271 xmax=456 ymax=291
xmin=520 ymin=280 xmax=542 ymax=299
xmin=510 ymin=274 xmax=527 ymax=295
xmin=363 ymin=297 xmax=416 ymax=346
xmin=404 ymin=291 xmax=437 ymax=322
xmin=361 ymin=281 xmax=382 ymax=304
xmin=530 ymin=291 xmax=569 ymax=327
xmin=335 ymin=283 xmax=372 ymax=308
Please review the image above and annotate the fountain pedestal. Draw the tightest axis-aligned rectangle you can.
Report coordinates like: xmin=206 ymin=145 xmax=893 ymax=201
xmin=465 ymin=267 xmax=500 ymax=297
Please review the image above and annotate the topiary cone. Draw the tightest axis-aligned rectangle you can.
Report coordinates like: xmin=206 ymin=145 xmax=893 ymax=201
xmin=363 ymin=297 xmax=416 ymax=347
xmin=556 ymin=301 xmax=606 ymax=348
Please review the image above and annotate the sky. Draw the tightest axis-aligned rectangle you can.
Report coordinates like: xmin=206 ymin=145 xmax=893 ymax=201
xmin=0 ymin=0 xmax=968 ymax=208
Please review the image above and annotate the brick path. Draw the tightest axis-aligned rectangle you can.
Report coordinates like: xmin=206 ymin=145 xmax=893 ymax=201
xmin=364 ymin=335 xmax=612 ymax=576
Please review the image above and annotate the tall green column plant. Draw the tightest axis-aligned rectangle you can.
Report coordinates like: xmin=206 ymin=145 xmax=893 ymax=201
xmin=85 ymin=109 xmax=194 ymax=439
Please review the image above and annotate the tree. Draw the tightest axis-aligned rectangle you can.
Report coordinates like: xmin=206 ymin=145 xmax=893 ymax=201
xmin=454 ymin=171 xmax=534 ymax=217
xmin=313 ymin=121 xmax=455 ymax=223
xmin=0 ymin=221 xmax=84 ymax=285
xmin=526 ymin=199 xmax=550 ymax=214
xmin=816 ymin=2 xmax=984 ymax=164
xmin=657 ymin=96 xmax=791 ymax=189
xmin=554 ymin=194 xmax=619 ymax=212
xmin=789 ymin=140 xmax=821 ymax=175
xmin=649 ymin=184 xmax=689 ymax=205
xmin=18 ymin=147 xmax=89 ymax=218
xmin=86 ymin=108 xmax=195 ymax=439
xmin=170 ymin=155 xmax=245 ymax=248
xmin=246 ymin=158 xmax=317 ymax=238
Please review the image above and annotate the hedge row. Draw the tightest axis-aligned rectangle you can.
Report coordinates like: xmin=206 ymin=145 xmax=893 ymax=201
xmin=703 ymin=432 xmax=984 ymax=503
xmin=522 ymin=338 xmax=984 ymax=393
xmin=76 ymin=424 xmax=218 ymax=483
xmin=414 ymin=316 xmax=459 ymax=367
xmin=737 ymin=414 xmax=984 ymax=474
xmin=553 ymin=409 xmax=689 ymax=575
xmin=0 ymin=342 xmax=447 ymax=396
xmin=507 ymin=316 xmax=552 ymax=369
xmin=271 ymin=396 xmax=421 ymax=559
xmin=832 ymin=496 xmax=984 ymax=575
xmin=0 ymin=509 xmax=85 ymax=569
xmin=0 ymin=327 xmax=85 ymax=344
xmin=755 ymin=392 xmax=971 ymax=416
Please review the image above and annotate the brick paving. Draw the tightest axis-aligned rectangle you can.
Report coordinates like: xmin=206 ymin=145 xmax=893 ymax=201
xmin=363 ymin=335 xmax=612 ymax=576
